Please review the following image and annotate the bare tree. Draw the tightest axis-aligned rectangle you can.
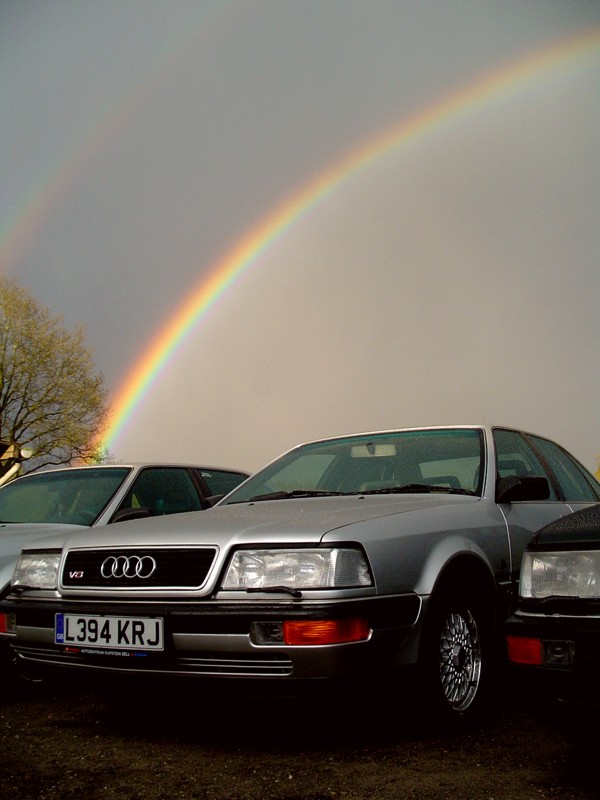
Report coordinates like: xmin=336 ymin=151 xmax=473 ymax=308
xmin=0 ymin=276 xmax=110 ymax=476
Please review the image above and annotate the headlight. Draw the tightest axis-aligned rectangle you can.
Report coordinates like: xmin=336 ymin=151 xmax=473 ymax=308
xmin=520 ymin=550 xmax=600 ymax=599
xmin=222 ymin=548 xmax=373 ymax=590
xmin=12 ymin=553 xmax=61 ymax=589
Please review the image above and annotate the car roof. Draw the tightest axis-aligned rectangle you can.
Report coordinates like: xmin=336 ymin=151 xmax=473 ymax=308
xmin=288 ymin=422 xmax=532 ymax=447
xmin=282 ymin=424 xmax=530 ymax=449
xmin=16 ymin=463 xmax=250 ymax=478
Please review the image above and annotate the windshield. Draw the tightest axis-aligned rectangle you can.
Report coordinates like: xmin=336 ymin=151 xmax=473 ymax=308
xmin=223 ymin=428 xmax=484 ymax=504
xmin=0 ymin=467 xmax=131 ymax=525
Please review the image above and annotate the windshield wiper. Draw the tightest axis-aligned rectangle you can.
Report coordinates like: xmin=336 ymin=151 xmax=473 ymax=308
xmin=359 ymin=484 xmax=476 ymax=496
xmin=537 ymin=595 xmax=583 ymax=606
xmin=247 ymin=490 xmax=346 ymax=502
xmin=3 ymin=584 xmax=31 ymax=599
xmin=246 ymin=585 xmax=303 ymax=598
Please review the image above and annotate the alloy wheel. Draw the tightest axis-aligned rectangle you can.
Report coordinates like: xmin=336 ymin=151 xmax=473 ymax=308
xmin=439 ymin=609 xmax=482 ymax=712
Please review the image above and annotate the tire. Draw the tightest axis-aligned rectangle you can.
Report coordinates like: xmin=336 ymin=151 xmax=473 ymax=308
xmin=438 ymin=607 xmax=482 ymax=712
xmin=418 ymin=587 xmax=493 ymax=727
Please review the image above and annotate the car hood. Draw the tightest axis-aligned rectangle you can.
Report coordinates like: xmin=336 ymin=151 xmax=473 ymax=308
xmin=0 ymin=522 xmax=86 ymax=535
xmin=0 ymin=522 xmax=86 ymax=559
xmin=531 ymin=503 xmax=600 ymax=548
xmin=0 ymin=522 xmax=87 ymax=590
xmin=21 ymin=493 xmax=478 ymax=551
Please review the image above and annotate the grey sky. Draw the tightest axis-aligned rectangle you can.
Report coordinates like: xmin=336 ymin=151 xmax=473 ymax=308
xmin=1 ymin=1 xmax=599 ymax=472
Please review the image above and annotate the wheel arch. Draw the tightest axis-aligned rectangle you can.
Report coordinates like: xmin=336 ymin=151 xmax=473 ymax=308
xmin=415 ymin=534 xmax=497 ymax=598
xmin=428 ymin=553 xmax=498 ymax=623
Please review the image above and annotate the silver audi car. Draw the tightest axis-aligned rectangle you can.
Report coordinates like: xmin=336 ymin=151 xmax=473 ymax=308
xmin=1 ymin=425 xmax=599 ymax=723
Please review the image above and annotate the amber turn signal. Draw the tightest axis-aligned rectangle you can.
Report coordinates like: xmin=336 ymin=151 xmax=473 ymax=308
xmin=282 ymin=617 xmax=370 ymax=645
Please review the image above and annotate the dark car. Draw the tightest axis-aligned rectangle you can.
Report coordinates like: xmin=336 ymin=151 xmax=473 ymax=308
xmin=505 ymin=503 xmax=600 ymax=704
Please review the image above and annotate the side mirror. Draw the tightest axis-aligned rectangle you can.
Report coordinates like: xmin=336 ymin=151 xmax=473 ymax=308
xmin=496 ymin=475 xmax=550 ymax=503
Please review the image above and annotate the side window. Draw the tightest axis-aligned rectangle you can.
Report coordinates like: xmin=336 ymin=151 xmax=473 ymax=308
xmin=200 ymin=470 xmax=248 ymax=497
xmin=118 ymin=468 xmax=203 ymax=516
xmin=493 ymin=429 xmax=558 ymax=500
xmin=528 ymin=435 xmax=600 ymax=502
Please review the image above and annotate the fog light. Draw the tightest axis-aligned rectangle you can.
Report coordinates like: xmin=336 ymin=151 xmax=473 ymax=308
xmin=542 ymin=640 xmax=575 ymax=666
xmin=506 ymin=635 xmax=543 ymax=665
xmin=251 ymin=622 xmax=284 ymax=644
xmin=283 ymin=618 xmax=370 ymax=645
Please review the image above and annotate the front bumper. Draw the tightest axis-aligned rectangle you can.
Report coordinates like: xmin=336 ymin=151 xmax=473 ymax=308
xmin=0 ymin=593 xmax=422 ymax=684
xmin=505 ymin=609 xmax=600 ymax=704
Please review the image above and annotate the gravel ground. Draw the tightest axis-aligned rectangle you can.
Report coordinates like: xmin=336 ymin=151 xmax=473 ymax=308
xmin=0 ymin=674 xmax=597 ymax=800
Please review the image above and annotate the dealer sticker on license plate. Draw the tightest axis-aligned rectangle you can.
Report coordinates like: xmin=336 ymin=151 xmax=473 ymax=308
xmin=55 ymin=613 xmax=164 ymax=651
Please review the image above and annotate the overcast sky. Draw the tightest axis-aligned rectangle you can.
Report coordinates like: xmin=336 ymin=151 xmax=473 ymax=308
xmin=2 ymin=0 xmax=599 ymax=474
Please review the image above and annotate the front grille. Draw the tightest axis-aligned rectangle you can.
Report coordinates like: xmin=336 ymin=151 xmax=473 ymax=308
xmin=176 ymin=654 xmax=292 ymax=676
xmin=61 ymin=547 xmax=217 ymax=590
xmin=15 ymin=644 xmax=293 ymax=677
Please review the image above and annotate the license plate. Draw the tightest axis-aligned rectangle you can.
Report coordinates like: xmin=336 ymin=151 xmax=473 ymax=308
xmin=55 ymin=613 xmax=164 ymax=651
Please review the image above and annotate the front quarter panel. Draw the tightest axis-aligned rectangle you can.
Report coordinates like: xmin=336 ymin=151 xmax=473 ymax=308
xmin=321 ymin=497 xmax=510 ymax=596
xmin=0 ymin=525 xmax=80 ymax=595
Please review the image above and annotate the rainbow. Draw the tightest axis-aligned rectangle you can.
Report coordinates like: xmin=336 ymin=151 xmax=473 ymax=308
xmin=0 ymin=1 xmax=240 ymax=276
xmin=96 ymin=30 xmax=600 ymax=452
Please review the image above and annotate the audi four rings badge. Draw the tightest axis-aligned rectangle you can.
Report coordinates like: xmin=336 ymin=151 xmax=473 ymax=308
xmin=100 ymin=555 xmax=157 ymax=579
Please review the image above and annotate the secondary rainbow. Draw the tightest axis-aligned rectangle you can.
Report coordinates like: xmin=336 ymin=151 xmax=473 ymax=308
xmin=0 ymin=1 xmax=239 ymax=276
xmin=101 ymin=30 xmax=600 ymax=454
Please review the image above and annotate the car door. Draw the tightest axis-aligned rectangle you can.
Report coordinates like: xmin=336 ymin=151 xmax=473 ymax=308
xmin=492 ymin=428 xmax=571 ymax=581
